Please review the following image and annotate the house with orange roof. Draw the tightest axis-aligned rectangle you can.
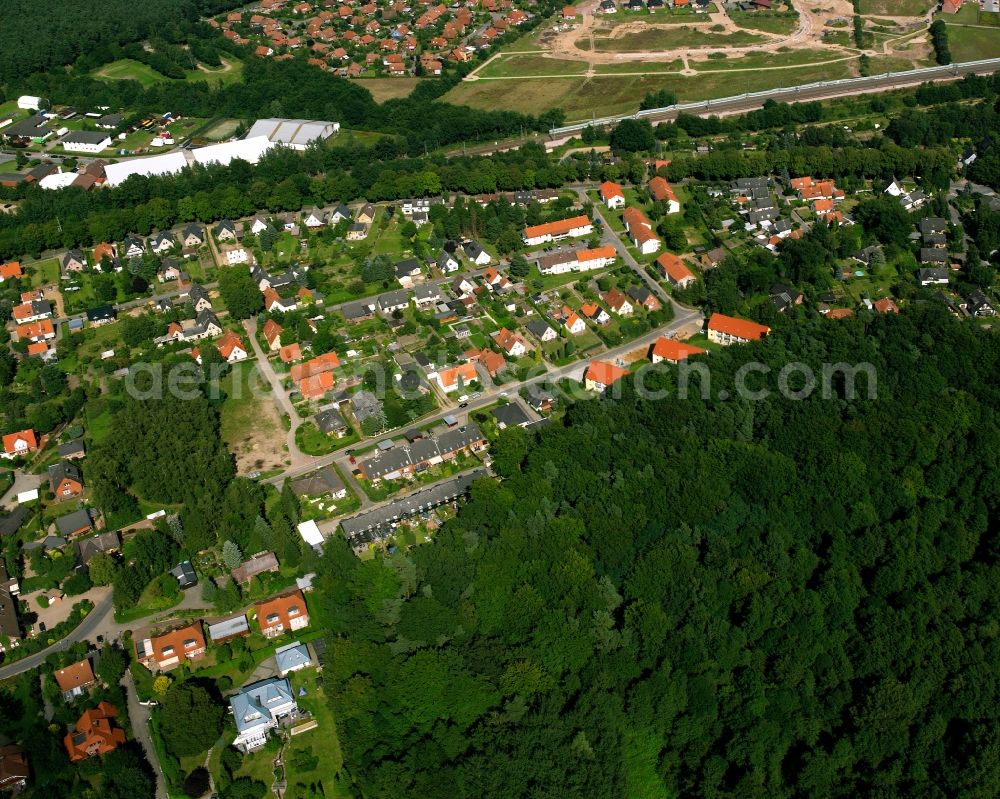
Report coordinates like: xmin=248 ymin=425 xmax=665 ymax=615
xmin=256 ymin=590 xmax=310 ymax=638
xmin=27 ymin=341 xmax=51 ymax=359
xmin=216 ymin=332 xmax=248 ymax=363
xmin=655 ymin=252 xmax=695 ymax=288
xmin=650 ymin=337 xmax=706 ymax=365
xmin=2 ymin=429 xmax=37 ymax=459
xmin=135 ymin=622 xmax=206 ymax=671
xmin=622 ymin=207 xmax=660 ymax=255
xmin=299 ymin=371 xmax=336 ymax=400
xmin=262 ymin=319 xmax=283 ymax=351
xmin=16 ymin=319 xmax=56 ymax=342
xmin=561 ymin=305 xmax=586 ymax=334
xmin=493 ymin=328 xmax=527 ymax=357
xmin=465 ymin=347 xmax=507 ymax=377
xmin=648 ymin=176 xmax=680 ymax=213
xmin=64 ymin=702 xmax=126 ymax=762
xmin=0 ymin=262 xmax=23 ymax=282
xmin=291 ymin=352 xmax=341 ymax=383
xmin=872 ymin=298 xmax=899 ymax=314
xmin=825 ymin=308 xmax=854 ymax=320
xmin=581 ymin=302 xmax=610 ymax=326
xmin=523 ymin=215 xmax=593 ymax=246
xmin=562 ymin=5 xmax=577 ymax=16
xmin=707 ymin=313 xmax=770 ymax=345
xmin=55 ymin=658 xmax=96 ymax=701
xmin=599 ymin=180 xmax=625 ymax=209
xmin=813 ymin=198 xmax=835 ymax=217
xmin=584 ymin=360 xmax=630 ymax=392
xmin=437 ymin=362 xmax=479 ymax=393
xmin=280 ymin=343 xmax=303 ymax=363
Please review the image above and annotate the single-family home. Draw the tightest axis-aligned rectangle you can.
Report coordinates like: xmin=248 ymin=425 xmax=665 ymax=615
xmin=61 ymin=250 xmax=87 ymax=273
xmin=85 ymin=305 xmax=117 ymax=327
xmin=581 ymin=303 xmax=611 ymax=326
xmin=135 ymin=622 xmax=206 ymax=671
xmin=967 ymin=290 xmax=996 ymax=317
xmin=230 ymin=678 xmax=297 ymax=751
xmin=206 ymin=614 xmax=251 ymax=644
xmin=623 ymin=207 xmax=660 ymax=255
xmin=917 ymin=268 xmax=949 ymax=286
xmin=181 ymin=224 xmax=205 ymax=249
xmin=356 ymin=203 xmax=376 ymax=224
xmin=262 ymin=319 xmax=283 ymax=351
xmin=2 ymin=429 xmax=37 ymax=459
xmin=561 ymin=306 xmax=586 ymax=335
xmin=599 ymin=180 xmax=625 ymax=209
xmin=55 ymin=509 xmax=93 ymax=538
xmin=601 ymin=288 xmax=633 ymax=316
xmin=148 ymin=231 xmax=176 ymax=255
xmin=221 ymin=243 xmax=251 ymax=265
xmin=655 ymin=252 xmax=695 ymax=288
xmin=464 ymin=241 xmax=491 ymax=265
xmin=48 ymin=461 xmax=84 ymax=499
xmin=55 ymin=658 xmax=96 ymax=701
xmin=0 ymin=746 xmax=28 ymax=792
xmin=256 ymin=590 xmax=310 ymax=638
xmin=274 ymin=641 xmax=313 ymax=676
xmin=650 ymin=337 xmax=706 ymax=364
xmin=214 ymin=220 xmax=239 ymax=242
xmin=189 ymin=284 xmax=213 ymax=312
xmin=493 ymin=327 xmax=527 ymax=357
xmin=63 ymin=703 xmax=126 ymax=762
xmin=584 ymin=360 xmax=629 ymax=392
xmin=231 ymin=551 xmax=280 ymax=585
xmin=648 ymin=176 xmax=680 ymax=213
xmin=437 ymin=362 xmax=479 ymax=393
xmin=303 ymin=208 xmax=326 ymax=228
xmin=526 ymin=318 xmax=557 ymax=342
xmin=627 ymin=285 xmax=661 ymax=312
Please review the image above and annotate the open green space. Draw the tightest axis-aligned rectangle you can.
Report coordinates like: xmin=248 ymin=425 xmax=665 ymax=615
xmin=184 ymin=55 xmax=245 ymax=86
xmin=479 ymin=54 xmax=589 ymax=78
xmin=859 ymin=0 xmax=932 ymax=14
xmin=356 ymin=77 xmax=425 ymax=102
xmin=93 ymin=55 xmax=244 ymax=88
xmin=29 ymin=258 xmax=60 ymax=286
xmin=593 ymin=59 xmax=685 ymax=74
xmin=728 ymin=10 xmax=800 ymax=35
xmin=592 ymin=26 xmax=765 ymax=52
xmin=946 ymin=21 xmax=1000 ymax=60
xmin=446 ymin=59 xmax=856 ymax=120
xmin=691 ymin=49 xmax=850 ymax=71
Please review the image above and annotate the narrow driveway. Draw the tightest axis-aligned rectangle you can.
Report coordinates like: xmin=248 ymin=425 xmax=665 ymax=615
xmin=122 ymin=669 xmax=168 ymax=799
xmin=0 ymin=470 xmax=43 ymax=510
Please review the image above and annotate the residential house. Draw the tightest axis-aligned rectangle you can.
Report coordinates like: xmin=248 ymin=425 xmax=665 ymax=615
xmin=74 ymin=531 xmax=120 ymax=565
xmin=62 ymin=250 xmax=87 ymax=273
xmin=289 ymin=466 xmax=347 ymax=500
xmin=0 ymin=262 xmax=24 ymax=282
xmin=135 ymin=622 xmax=206 ymax=670
xmin=330 ymin=204 xmax=352 ymax=224
xmin=967 ymin=290 xmax=996 ymax=317
xmin=249 ymin=215 xmax=270 ymax=235
xmin=436 ymin=362 xmax=478 ymax=393
xmin=303 ymin=208 xmax=326 ymax=228
xmin=123 ymin=235 xmax=145 ymax=259
xmin=627 ymin=285 xmax=661 ymax=312
xmin=537 ymin=245 xmax=616 ymax=275
xmin=602 ymin=288 xmax=633 ymax=316
xmin=452 ymin=276 xmax=476 ymax=297
xmin=414 ymin=283 xmax=442 ymax=307
xmin=181 ymin=224 xmax=205 ymax=249
xmin=148 ymin=231 xmax=176 ymax=255
xmin=214 ymin=220 xmax=239 ymax=241
xmin=465 ymin=347 xmax=507 ymax=378
xmin=770 ymin=284 xmax=804 ymax=312
xmin=656 ymin=252 xmax=696 ymax=289
xmin=55 ymin=658 xmax=96 ymax=701
xmin=599 ymin=180 xmax=626 ymax=209
xmin=561 ymin=306 xmax=586 ymax=335
xmin=648 ymin=176 xmax=680 ymax=213
xmin=491 ymin=402 xmax=531 ymax=430
xmin=315 ymin=407 xmax=349 ymax=437
xmin=48 ymin=461 xmax=84 ymax=499
xmin=86 ymin=305 xmax=117 ymax=327
xmin=2 ymin=429 xmax=37 ymax=459
xmin=522 ymin=215 xmax=593 ymax=246
xmin=622 ymin=207 xmax=660 ymax=255
xmin=395 ymin=258 xmax=423 ymax=288
xmin=525 ymin=384 xmax=555 ymax=413
xmin=526 ymin=318 xmax=557 ymax=342
xmin=377 ymin=289 xmax=410 ymax=314
xmin=872 ymin=298 xmax=899 ymax=315
xmin=63 ymin=703 xmax=126 ymax=762
xmin=437 ymin=250 xmax=460 ymax=273
xmin=256 ymin=590 xmax=310 ymax=638
xmin=58 ymin=440 xmax=86 ymax=460
xmin=0 ymin=745 xmax=28 ymax=792
xmin=274 ymin=641 xmax=313 ymax=676
xmin=189 ymin=284 xmax=213 ymax=312
xmin=350 ymin=391 xmax=384 ymax=424
xmin=650 ymin=337 xmax=707 ymax=364
xmin=231 ymin=551 xmax=280 ymax=585
xmin=493 ymin=327 xmax=527 ymax=357
xmin=263 ymin=288 xmax=298 ymax=313
xmin=707 ymin=313 xmax=770 ymax=345
xmin=206 ymin=614 xmax=251 ymax=644
xmin=358 ymin=424 xmax=486 ymax=482
xmin=581 ymin=303 xmax=611 ymax=326
xmin=584 ymin=360 xmax=629 ymax=392
xmin=16 ymin=319 xmax=56 ymax=343
xmin=12 ymin=299 xmax=52 ymax=324
xmin=263 ymin=319 xmax=284 ymax=351
xmin=919 ymin=248 xmax=948 ymax=265
xmin=347 ymin=223 xmax=368 ymax=241
xmin=55 ymin=509 xmax=93 ymax=538
xmin=464 ymin=241 xmax=491 ymax=265
xmin=481 ymin=267 xmax=512 ymax=293
xmin=230 ymin=678 xmax=297 ymax=751
xmin=356 ymin=203 xmax=376 ymax=224
xmin=917 ymin=267 xmax=949 ymax=286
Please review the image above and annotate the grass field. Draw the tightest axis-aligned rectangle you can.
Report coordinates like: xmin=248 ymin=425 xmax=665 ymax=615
xmin=690 ymin=48 xmax=847 ymax=70
xmin=94 ymin=59 xmax=170 ymax=87
xmin=447 ymin=59 xmax=855 ymax=120
xmin=728 ymin=10 xmax=800 ymax=35
xmin=592 ymin=26 xmax=765 ymax=52
xmin=202 ymin=118 xmax=242 ymax=141
xmin=592 ymin=59 xmax=684 ymax=74
xmin=94 ymin=55 xmax=244 ymax=88
xmin=859 ymin=0 xmax=932 ymax=14
xmin=946 ymin=22 xmax=1000 ymax=61
xmin=357 ymin=77 xmax=425 ymax=102
xmin=479 ymin=54 xmax=590 ymax=77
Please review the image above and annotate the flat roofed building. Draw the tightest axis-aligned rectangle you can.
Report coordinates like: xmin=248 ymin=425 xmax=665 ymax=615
xmin=244 ymin=118 xmax=340 ymax=149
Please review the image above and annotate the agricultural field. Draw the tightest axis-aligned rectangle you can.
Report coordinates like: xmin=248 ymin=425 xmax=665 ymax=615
xmin=946 ymin=19 xmax=1000 ymax=61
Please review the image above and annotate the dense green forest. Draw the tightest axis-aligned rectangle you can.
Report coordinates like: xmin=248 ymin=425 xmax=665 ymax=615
xmin=313 ymin=305 xmax=1000 ymax=798
xmin=0 ymin=0 xmax=244 ymax=84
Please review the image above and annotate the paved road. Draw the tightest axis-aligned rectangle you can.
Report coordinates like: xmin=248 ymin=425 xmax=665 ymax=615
xmin=0 ymin=470 xmax=42 ymax=510
xmin=0 ymin=592 xmax=114 ymax=680
xmin=123 ymin=669 xmax=169 ymax=799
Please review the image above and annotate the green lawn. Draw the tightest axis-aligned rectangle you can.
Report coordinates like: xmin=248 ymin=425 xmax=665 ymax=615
xmin=184 ymin=55 xmax=245 ymax=86
xmin=859 ymin=0 xmax=932 ymax=14
xmin=946 ymin=22 xmax=1000 ymax=60
xmin=728 ymin=10 xmax=800 ymax=35
xmin=93 ymin=59 xmax=169 ymax=87
xmin=29 ymin=258 xmax=60 ymax=287
xmin=295 ymin=421 xmax=360 ymax=456
xmin=479 ymin=54 xmax=589 ymax=78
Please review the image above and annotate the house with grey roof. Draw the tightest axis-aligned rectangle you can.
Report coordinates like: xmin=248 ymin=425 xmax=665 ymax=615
xmin=230 ymin=678 xmax=297 ymax=751
xmin=74 ymin=531 xmax=120 ymax=565
xmin=55 ymin=509 xmax=93 ymax=538
xmin=274 ymin=641 xmax=313 ymax=676
xmin=206 ymin=614 xmax=250 ymax=643
xmin=350 ymin=391 xmax=384 ymax=423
